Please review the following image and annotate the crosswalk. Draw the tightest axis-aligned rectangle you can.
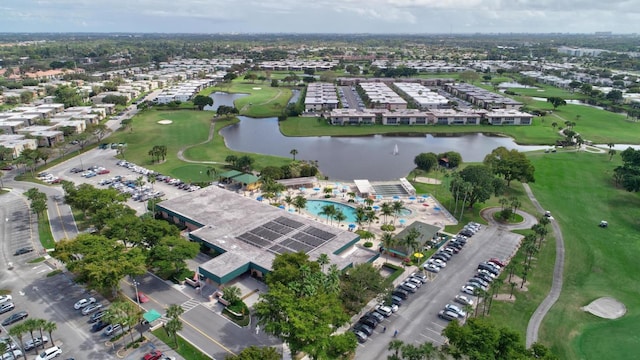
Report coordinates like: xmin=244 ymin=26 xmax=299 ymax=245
xmin=180 ymin=298 xmax=201 ymax=312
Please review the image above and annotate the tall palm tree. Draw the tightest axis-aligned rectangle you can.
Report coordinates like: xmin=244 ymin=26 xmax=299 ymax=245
xmin=402 ymin=229 xmax=421 ymax=261
xmin=365 ymin=209 xmax=378 ymax=230
xmin=283 ymin=195 xmax=293 ymax=210
xmin=165 ymin=317 xmax=183 ymax=348
xmin=316 ymin=253 xmax=330 ymax=271
xmin=333 ymin=210 xmax=346 ymax=227
xmin=8 ymin=323 xmax=27 ymax=360
xmin=289 ymin=149 xmax=298 ymax=161
xmin=354 ymin=206 xmax=367 ymax=229
xmin=380 ymin=202 xmax=393 ymax=224
xmin=43 ymin=321 xmax=57 ymax=347
xmin=364 ymin=197 xmax=374 ymax=208
xmin=206 ymin=166 xmax=218 ymax=181
xmin=319 ymin=204 xmax=336 ymax=225
xmin=391 ymin=200 xmax=404 ymax=225
xmin=23 ymin=318 xmax=39 ymax=356
xmin=388 ymin=339 xmax=404 ymax=359
xmin=34 ymin=318 xmax=47 ymax=350
xmin=166 ymin=304 xmax=185 ymax=320
xmin=292 ymin=195 xmax=306 ymax=213
xmin=380 ymin=232 xmax=396 ymax=263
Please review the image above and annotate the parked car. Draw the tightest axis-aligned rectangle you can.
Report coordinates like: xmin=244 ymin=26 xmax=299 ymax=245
xmin=405 ymin=277 xmax=422 ymax=288
xmin=391 ymin=295 xmax=404 ymax=306
xmin=13 ymin=247 xmax=34 ymax=256
xmin=358 ymin=316 xmax=378 ymax=330
xmin=2 ymin=350 xmax=23 ymax=360
xmin=428 ymin=259 xmax=447 ymax=268
xmin=2 ymin=311 xmax=28 ymax=326
xmin=424 ymin=264 xmax=440 ymax=273
xmin=354 ymin=323 xmax=374 ymax=336
xmin=74 ymin=297 xmax=96 ymax=310
xmin=461 ymin=285 xmax=476 ymax=296
xmin=34 ymin=346 xmax=62 ymax=360
xmin=352 ymin=329 xmax=368 ymax=343
xmin=368 ymin=311 xmax=385 ymax=324
xmin=469 ymin=277 xmax=489 ymax=288
xmin=0 ymin=296 xmax=12 ymax=305
xmin=400 ymin=282 xmax=418 ymax=293
xmin=143 ymin=350 xmax=163 ymax=360
xmin=478 ymin=269 xmax=497 ymax=279
xmin=454 ymin=295 xmax=474 ymax=306
xmin=89 ymin=310 xmax=107 ymax=323
xmin=410 ymin=272 xmax=428 ymax=283
xmin=466 ymin=282 xmax=488 ymax=291
xmin=489 ymin=258 xmax=506 ymax=267
xmin=0 ymin=302 xmax=15 ymax=314
xmin=445 ymin=304 xmax=467 ymax=318
xmin=438 ymin=310 xmax=458 ymax=321
xmin=24 ymin=336 xmax=49 ymax=351
xmin=82 ymin=303 xmax=103 ymax=316
xmin=103 ymin=324 xmax=122 ymax=337
xmin=375 ymin=305 xmax=393 ymax=317
xmin=392 ymin=289 xmax=409 ymax=300
xmin=91 ymin=320 xmax=109 ymax=333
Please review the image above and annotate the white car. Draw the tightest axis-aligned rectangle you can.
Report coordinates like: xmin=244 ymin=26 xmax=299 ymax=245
xmin=2 ymin=350 xmax=22 ymax=360
xmin=74 ymin=297 xmax=96 ymax=310
xmin=428 ymin=259 xmax=447 ymax=268
xmin=35 ymin=346 xmax=62 ymax=360
xmin=82 ymin=303 xmax=103 ymax=315
xmin=424 ymin=264 xmax=440 ymax=273
xmin=445 ymin=303 xmax=467 ymax=318
xmin=375 ymin=305 xmax=393 ymax=317
xmin=0 ymin=296 xmax=12 ymax=305
xmin=478 ymin=269 xmax=496 ymax=278
xmin=24 ymin=336 xmax=49 ymax=351
xmin=461 ymin=285 xmax=476 ymax=295
xmin=455 ymin=295 xmax=474 ymax=306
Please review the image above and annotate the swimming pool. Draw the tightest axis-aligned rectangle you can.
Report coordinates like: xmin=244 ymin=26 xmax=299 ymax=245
xmin=305 ymin=200 xmax=411 ymax=223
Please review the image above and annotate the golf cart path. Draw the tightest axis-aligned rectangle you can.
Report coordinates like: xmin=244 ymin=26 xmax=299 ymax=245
xmin=176 ymin=120 xmax=225 ymax=165
xmin=522 ymin=183 xmax=565 ymax=347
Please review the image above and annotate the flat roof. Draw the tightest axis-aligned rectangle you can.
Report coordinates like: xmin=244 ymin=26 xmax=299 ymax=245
xmin=157 ymin=186 xmax=366 ymax=283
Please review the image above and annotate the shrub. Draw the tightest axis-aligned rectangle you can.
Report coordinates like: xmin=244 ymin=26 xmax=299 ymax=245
xmin=363 ymin=241 xmax=373 ymax=248
xmin=380 ymin=224 xmax=396 ymax=232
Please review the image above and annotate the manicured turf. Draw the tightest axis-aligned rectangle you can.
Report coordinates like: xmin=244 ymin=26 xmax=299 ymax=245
xmin=526 ymin=151 xmax=640 ymax=360
xmin=204 ymin=80 xmax=293 ymax=118
xmin=38 ymin=212 xmax=56 ymax=249
xmin=107 ymin=110 xmax=291 ymax=181
xmin=152 ymin=329 xmax=211 ymax=360
xmin=510 ymin=84 xmax=586 ymax=100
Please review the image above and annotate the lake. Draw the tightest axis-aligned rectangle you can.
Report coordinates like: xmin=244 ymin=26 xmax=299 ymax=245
xmin=209 ymin=92 xmax=548 ymax=181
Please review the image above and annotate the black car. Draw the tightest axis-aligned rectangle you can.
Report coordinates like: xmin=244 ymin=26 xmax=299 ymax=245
xmin=13 ymin=247 xmax=34 ymax=256
xmin=459 ymin=230 xmax=474 ymax=237
xmin=354 ymin=323 xmax=374 ymax=336
xmin=2 ymin=311 xmax=28 ymax=326
xmin=89 ymin=310 xmax=107 ymax=323
xmin=358 ymin=316 xmax=378 ymax=330
xmin=70 ymin=167 xmax=84 ymax=173
xmin=392 ymin=289 xmax=409 ymax=300
xmin=90 ymin=320 xmax=109 ymax=332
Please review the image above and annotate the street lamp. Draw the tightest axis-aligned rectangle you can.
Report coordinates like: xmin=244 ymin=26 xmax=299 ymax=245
xmin=132 ymin=277 xmax=140 ymax=303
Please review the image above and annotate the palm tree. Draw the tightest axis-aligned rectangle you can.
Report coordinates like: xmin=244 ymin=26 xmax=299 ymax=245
xmin=402 ymin=228 xmax=421 ymax=263
xmin=365 ymin=209 xmax=378 ymax=230
xmin=283 ymin=195 xmax=293 ymax=210
xmin=8 ymin=323 xmax=27 ymax=360
xmin=289 ymin=149 xmax=298 ymax=161
xmin=23 ymin=318 xmax=40 ymax=355
xmin=509 ymin=282 xmax=517 ymax=299
xmin=319 ymin=204 xmax=336 ymax=225
xmin=316 ymin=253 xmax=330 ymax=271
xmin=206 ymin=166 xmax=218 ymax=181
xmin=333 ymin=210 xmax=346 ymax=227
xmin=165 ymin=317 xmax=183 ymax=348
xmin=380 ymin=202 xmax=393 ymax=224
xmin=166 ymin=304 xmax=185 ymax=320
xmin=323 ymin=187 xmax=333 ymax=197
xmin=364 ymin=197 xmax=374 ymax=208
xmin=34 ymin=318 xmax=47 ymax=350
xmin=608 ymin=149 xmax=617 ymax=161
xmin=391 ymin=200 xmax=404 ymax=225
xmin=43 ymin=321 xmax=57 ymax=347
xmin=354 ymin=206 xmax=367 ymax=229
xmin=146 ymin=174 xmax=156 ymax=190
xmin=292 ymin=195 xmax=307 ymax=213
xmin=380 ymin=232 xmax=396 ymax=263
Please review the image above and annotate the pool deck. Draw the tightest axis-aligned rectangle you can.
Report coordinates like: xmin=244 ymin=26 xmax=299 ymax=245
xmin=245 ymin=180 xmax=457 ymax=249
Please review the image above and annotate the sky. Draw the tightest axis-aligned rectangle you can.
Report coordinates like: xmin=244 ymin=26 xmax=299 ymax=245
xmin=0 ymin=0 xmax=637 ymax=34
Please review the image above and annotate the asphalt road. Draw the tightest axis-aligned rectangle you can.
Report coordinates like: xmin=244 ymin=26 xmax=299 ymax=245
xmin=355 ymin=223 xmax=524 ymax=360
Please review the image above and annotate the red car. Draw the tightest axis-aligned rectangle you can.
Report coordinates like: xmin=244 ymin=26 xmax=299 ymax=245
xmin=97 ymin=169 xmax=110 ymax=175
xmin=136 ymin=292 xmax=149 ymax=303
xmin=143 ymin=350 xmax=163 ymax=360
xmin=489 ymin=258 xmax=506 ymax=267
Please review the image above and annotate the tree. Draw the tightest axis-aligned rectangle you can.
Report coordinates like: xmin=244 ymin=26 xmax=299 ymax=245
xmin=225 ymin=346 xmax=281 ymax=360
xmin=483 ymin=147 xmax=535 ymax=186
xmin=614 ymin=147 xmax=640 ymax=192
xmin=8 ymin=323 xmax=27 ymax=360
xmin=193 ymin=95 xmax=213 ymax=110
xmin=380 ymin=232 xmax=396 ymax=264
xmin=450 ymin=165 xmax=504 ymax=208
xmin=437 ymin=151 xmax=462 ymax=168
xmin=391 ymin=200 xmax=404 ymax=225
xmin=319 ymin=204 xmax=337 ymax=225
xmin=289 ymin=149 xmax=298 ymax=161
xmin=292 ymin=195 xmax=307 ymax=213
xmin=54 ymin=85 xmax=85 ymax=108
xmin=217 ymin=105 xmax=239 ymax=118
xmin=609 ymin=149 xmax=617 ymax=161
xmin=339 ymin=262 xmax=391 ymax=316
xmin=20 ymin=91 xmax=34 ymax=104
xmin=165 ymin=304 xmax=185 ymax=348
xmin=43 ymin=321 xmax=58 ymax=347
xmin=316 ymin=253 xmax=330 ymax=271
xmin=333 ymin=210 xmax=347 ymax=227
xmin=255 ymin=253 xmax=355 ymax=359
xmin=147 ymin=236 xmax=200 ymax=280
xmin=414 ymin=152 xmax=438 ymax=172
xmin=546 ymin=97 xmax=566 ymax=110
xmin=606 ymin=89 xmax=623 ymax=103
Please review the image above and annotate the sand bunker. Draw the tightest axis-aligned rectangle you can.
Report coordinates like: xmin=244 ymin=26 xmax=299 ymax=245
xmin=157 ymin=120 xmax=173 ymax=125
xmin=414 ymin=177 xmax=442 ymax=185
xmin=582 ymin=297 xmax=626 ymax=319
xmin=252 ymin=87 xmax=262 ymax=90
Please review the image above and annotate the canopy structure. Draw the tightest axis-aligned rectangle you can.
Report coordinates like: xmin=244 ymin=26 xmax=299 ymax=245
xmin=354 ymin=179 xmax=375 ymax=197
xmin=143 ymin=309 xmax=162 ymax=323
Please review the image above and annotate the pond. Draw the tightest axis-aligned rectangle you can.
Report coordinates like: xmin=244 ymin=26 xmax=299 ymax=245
xmin=207 ymin=92 xmax=548 ymax=181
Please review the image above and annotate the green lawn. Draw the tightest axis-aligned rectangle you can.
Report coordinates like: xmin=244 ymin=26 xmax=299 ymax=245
xmin=38 ymin=212 xmax=55 ymax=250
xmin=511 ymin=84 xmax=586 ymax=100
xmin=526 ymin=151 xmax=640 ymax=359
xmin=203 ymin=80 xmax=293 ymax=118
xmin=152 ymin=329 xmax=212 ymax=360
xmin=106 ymin=109 xmax=291 ymax=182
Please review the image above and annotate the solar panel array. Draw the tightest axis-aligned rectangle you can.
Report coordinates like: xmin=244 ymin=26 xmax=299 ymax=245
xmin=236 ymin=216 xmax=338 ymax=255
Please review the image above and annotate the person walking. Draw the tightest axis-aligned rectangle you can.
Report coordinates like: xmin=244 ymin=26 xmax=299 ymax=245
xmin=393 ymin=329 xmax=398 ymax=337
xmin=383 ymin=326 xmax=387 ymax=333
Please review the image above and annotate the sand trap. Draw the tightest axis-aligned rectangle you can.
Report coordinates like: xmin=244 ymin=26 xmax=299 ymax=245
xmin=414 ymin=177 xmax=442 ymax=185
xmin=252 ymin=87 xmax=262 ymax=90
xmin=157 ymin=120 xmax=173 ymax=125
xmin=582 ymin=297 xmax=626 ymax=319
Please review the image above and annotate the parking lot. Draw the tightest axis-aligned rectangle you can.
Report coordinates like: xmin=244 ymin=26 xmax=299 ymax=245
xmin=354 ymin=223 xmax=523 ymax=359
xmin=48 ymin=148 xmax=198 ymax=215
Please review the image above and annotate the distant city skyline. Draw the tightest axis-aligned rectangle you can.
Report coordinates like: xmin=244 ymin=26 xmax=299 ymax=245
xmin=0 ymin=0 xmax=636 ymax=35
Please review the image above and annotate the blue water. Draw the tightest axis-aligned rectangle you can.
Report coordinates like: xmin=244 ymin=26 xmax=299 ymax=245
xmin=306 ymin=200 xmax=359 ymax=223
xmin=305 ymin=200 xmax=411 ymax=223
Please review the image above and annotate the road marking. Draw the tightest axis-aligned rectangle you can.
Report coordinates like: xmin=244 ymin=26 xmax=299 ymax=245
xmin=181 ymin=317 xmax=236 ymax=356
